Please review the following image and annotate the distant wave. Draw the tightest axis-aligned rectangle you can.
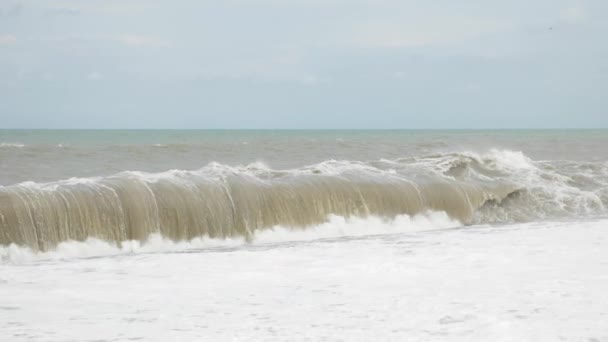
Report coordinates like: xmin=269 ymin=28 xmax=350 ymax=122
xmin=0 ymin=150 xmax=606 ymax=251
xmin=0 ymin=142 xmax=25 ymax=148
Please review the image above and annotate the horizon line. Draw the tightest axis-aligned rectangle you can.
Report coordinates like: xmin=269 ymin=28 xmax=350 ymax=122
xmin=1 ymin=127 xmax=607 ymax=131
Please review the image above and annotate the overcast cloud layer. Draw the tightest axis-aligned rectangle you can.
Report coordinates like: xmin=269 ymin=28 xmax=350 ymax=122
xmin=0 ymin=0 xmax=607 ymax=128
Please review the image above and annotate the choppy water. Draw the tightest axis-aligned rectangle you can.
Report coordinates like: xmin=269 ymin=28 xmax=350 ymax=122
xmin=2 ymin=129 xmax=608 ymax=184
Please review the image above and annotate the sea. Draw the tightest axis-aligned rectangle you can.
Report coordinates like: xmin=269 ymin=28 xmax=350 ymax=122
xmin=1 ymin=129 xmax=608 ymax=341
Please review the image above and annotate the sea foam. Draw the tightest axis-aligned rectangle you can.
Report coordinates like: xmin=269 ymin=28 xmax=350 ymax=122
xmin=0 ymin=211 xmax=459 ymax=264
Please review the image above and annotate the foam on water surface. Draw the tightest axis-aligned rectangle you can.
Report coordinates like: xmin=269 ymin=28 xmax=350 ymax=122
xmin=0 ymin=211 xmax=459 ymax=264
xmin=1 ymin=219 xmax=608 ymax=341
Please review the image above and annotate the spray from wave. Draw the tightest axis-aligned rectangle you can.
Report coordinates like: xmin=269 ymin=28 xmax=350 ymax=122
xmin=0 ymin=212 xmax=459 ymax=264
xmin=0 ymin=149 xmax=605 ymax=252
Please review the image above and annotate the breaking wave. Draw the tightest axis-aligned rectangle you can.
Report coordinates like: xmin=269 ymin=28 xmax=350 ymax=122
xmin=0 ymin=142 xmax=25 ymax=148
xmin=0 ymin=149 xmax=606 ymax=252
xmin=0 ymin=212 xmax=460 ymax=263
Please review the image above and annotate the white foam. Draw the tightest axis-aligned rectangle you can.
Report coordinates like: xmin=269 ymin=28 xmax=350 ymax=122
xmin=3 ymin=219 xmax=608 ymax=341
xmin=0 ymin=142 xmax=25 ymax=148
xmin=484 ymin=148 xmax=534 ymax=170
xmin=417 ymin=149 xmax=606 ymax=219
xmin=256 ymin=211 xmax=459 ymax=243
xmin=0 ymin=211 xmax=460 ymax=264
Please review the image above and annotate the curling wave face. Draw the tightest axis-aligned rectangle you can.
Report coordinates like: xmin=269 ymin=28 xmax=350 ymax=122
xmin=0 ymin=149 xmax=606 ymax=251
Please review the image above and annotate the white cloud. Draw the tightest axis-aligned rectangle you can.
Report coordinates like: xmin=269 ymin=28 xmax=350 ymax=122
xmin=392 ymin=71 xmax=406 ymax=79
xmin=354 ymin=31 xmax=442 ymax=48
xmin=348 ymin=16 xmax=511 ymax=49
xmin=42 ymin=72 xmax=55 ymax=81
xmin=116 ymin=34 xmax=169 ymax=47
xmin=560 ymin=6 xmax=587 ymax=24
xmin=31 ymin=34 xmax=171 ymax=48
xmin=0 ymin=34 xmax=17 ymax=44
xmin=86 ymin=71 xmax=103 ymax=81
xmin=31 ymin=0 xmax=153 ymax=16
xmin=298 ymin=74 xmax=330 ymax=85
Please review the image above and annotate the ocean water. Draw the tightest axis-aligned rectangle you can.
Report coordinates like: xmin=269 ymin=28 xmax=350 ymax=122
xmin=1 ymin=130 xmax=608 ymax=341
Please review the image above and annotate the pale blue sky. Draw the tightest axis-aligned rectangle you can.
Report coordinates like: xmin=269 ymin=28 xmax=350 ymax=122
xmin=0 ymin=0 xmax=607 ymax=128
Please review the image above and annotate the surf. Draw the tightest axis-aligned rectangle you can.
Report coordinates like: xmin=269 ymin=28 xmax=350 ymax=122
xmin=0 ymin=149 xmax=605 ymax=251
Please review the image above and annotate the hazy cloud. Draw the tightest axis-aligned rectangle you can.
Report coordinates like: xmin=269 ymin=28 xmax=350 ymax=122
xmin=1 ymin=4 xmax=23 ymax=17
xmin=86 ymin=71 xmax=103 ymax=81
xmin=115 ymin=34 xmax=170 ymax=47
xmin=0 ymin=0 xmax=606 ymax=128
xmin=0 ymin=34 xmax=17 ymax=44
xmin=560 ymin=6 xmax=587 ymax=24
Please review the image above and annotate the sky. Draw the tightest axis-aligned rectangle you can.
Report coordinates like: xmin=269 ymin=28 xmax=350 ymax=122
xmin=0 ymin=0 xmax=607 ymax=129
